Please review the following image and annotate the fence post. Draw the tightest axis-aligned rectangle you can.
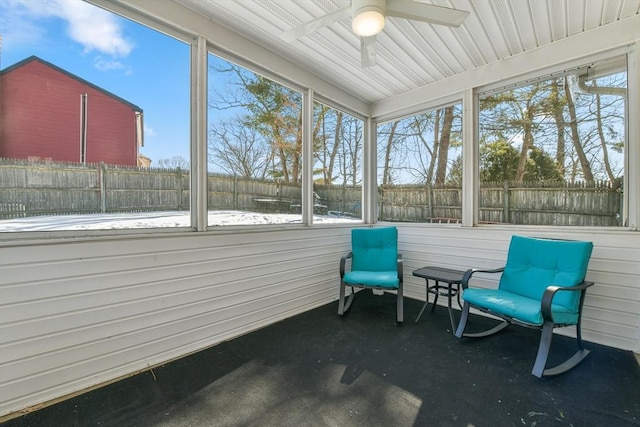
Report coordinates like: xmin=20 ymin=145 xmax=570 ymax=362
xmin=379 ymin=186 xmax=384 ymax=220
xmin=617 ymin=182 xmax=623 ymax=226
xmin=426 ymin=184 xmax=433 ymax=221
xmin=503 ymin=181 xmax=510 ymax=223
xmin=234 ymin=175 xmax=238 ymax=210
xmin=99 ymin=162 xmax=107 ymax=213
xmin=176 ymin=167 xmax=183 ymax=210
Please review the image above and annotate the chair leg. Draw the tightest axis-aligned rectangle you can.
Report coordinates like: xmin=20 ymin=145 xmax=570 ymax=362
xmin=454 ymin=302 xmax=470 ymax=338
xmin=338 ymin=280 xmax=354 ymax=316
xmin=533 ymin=321 xmax=591 ymax=377
xmin=532 ymin=321 xmax=554 ymax=378
xmin=396 ymin=283 xmax=404 ymax=324
xmin=455 ymin=302 xmax=509 ymax=338
xmin=575 ymin=314 xmax=586 ymax=351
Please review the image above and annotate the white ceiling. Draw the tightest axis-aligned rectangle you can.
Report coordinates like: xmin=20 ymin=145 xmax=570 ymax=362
xmin=174 ymin=0 xmax=639 ymax=105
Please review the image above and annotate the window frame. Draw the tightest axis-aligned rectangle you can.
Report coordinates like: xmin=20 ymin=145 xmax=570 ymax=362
xmin=203 ymin=45 xmax=368 ymax=229
xmin=0 ymin=1 xmax=196 ymax=239
xmin=2 ymin=2 xmax=638 ymax=242
xmin=474 ymin=52 xmax=633 ymax=229
xmin=374 ymin=101 xmax=465 ymax=224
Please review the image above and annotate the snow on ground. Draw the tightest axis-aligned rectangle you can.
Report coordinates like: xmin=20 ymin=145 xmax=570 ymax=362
xmin=0 ymin=210 xmax=360 ymax=232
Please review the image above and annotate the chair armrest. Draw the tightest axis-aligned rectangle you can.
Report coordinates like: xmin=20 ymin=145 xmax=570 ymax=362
xmin=340 ymin=252 xmax=353 ymax=278
xmin=461 ymin=267 xmax=505 ymax=289
xmin=397 ymin=253 xmax=403 ymax=281
xmin=541 ymin=281 xmax=595 ymax=322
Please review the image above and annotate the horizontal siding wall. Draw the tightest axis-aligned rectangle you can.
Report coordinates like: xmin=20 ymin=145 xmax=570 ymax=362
xmin=1 ymin=225 xmax=638 ymax=418
xmin=397 ymin=226 xmax=640 ymax=353
xmin=0 ymin=226 xmax=355 ymax=418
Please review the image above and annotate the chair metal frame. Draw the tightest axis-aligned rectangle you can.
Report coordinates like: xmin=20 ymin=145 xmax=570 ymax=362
xmin=338 ymin=253 xmax=404 ymax=324
xmin=455 ymin=266 xmax=595 ymax=378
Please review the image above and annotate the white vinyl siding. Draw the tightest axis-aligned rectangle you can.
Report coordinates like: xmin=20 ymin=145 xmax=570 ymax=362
xmin=0 ymin=226 xmax=354 ymax=417
xmin=399 ymin=226 xmax=640 ymax=351
xmin=1 ymin=225 xmax=638 ymax=417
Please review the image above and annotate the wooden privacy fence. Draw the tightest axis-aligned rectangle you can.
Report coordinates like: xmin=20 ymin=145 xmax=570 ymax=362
xmin=0 ymin=160 xmax=189 ymax=218
xmin=0 ymin=159 xmax=622 ymax=226
xmin=379 ymin=184 xmax=462 ymax=223
xmin=0 ymin=159 xmax=360 ymax=219
xmin=478 ymin=181 xmax=623 ymax=226
xmin=378 ymin=181 xmax=622 ymax=226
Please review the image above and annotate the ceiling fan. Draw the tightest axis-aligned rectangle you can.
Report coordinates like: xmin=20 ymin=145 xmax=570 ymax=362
xmin=280 ymin=0 xmax=469 ymax=67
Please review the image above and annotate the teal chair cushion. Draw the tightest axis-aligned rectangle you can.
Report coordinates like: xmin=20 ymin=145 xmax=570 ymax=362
xmin=499 ymin=236 xmax=593 ymax=311
xmin=462 ymin=288 xmax=579 ymax=325
xmin=343 ymin=271 xmax=399 ymax=288
xmin=351 ymin=227 xmax=398 ymax=272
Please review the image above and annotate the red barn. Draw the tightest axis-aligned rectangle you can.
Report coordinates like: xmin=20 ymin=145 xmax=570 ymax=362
xmin=0 ymin=56 xmax=144 ymax=166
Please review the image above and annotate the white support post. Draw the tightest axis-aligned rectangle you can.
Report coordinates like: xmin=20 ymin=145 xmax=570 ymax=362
xmin=191 ymin=36 xmax=208 ymax=231
xmin=302 ymin=89 xmax=314 ymax=226
xmin=626 ymin=44 xmax=639 ymax=231
xmin=363 ymin=117 xmax=377 ymax=224
xmin=461 ymin=88 xmax=477 ymax=227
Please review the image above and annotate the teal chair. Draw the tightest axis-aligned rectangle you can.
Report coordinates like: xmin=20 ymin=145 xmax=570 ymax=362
xmin=339 ymin=227 xmax=404 ymax=323
xmin=455 ymin=235 xmax=594 ymax=377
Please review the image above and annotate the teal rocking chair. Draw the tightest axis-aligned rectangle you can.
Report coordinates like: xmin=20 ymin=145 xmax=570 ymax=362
xmin=455 ymin=235 xmax=594 ymax=377
xmin=338 ymin=227 xmax=404 ymax=323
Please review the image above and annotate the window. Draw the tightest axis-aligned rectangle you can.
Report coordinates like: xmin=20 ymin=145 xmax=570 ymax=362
xmin=312 ymin=102 xmax=363 ymax=222
xmin=478 ymin=57 xmax=627 ymax=226
xmin=376 ymin=104 xmax=463 ymax=223
xmin=0 ymin=1 xmax=190 ymax=232
xmin=206 ymin=55 xmax=362 ymax=226
xmin=207 ymin=54 xmax=303 ymax=226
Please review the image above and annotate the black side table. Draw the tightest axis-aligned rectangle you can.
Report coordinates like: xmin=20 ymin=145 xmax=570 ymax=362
xmin=413 ymin=266 xmax=466 ymax=331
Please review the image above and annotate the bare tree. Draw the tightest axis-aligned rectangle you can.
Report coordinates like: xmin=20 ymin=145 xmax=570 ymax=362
xmin=549 ymin=79 xmax=566 ymax=177
xmin=313 ymin=104 xmax=363 ymax=185
xmin=409 ymin=112 xmax=437 ymax=183
xmin=564 ymin=77 xmax=595 ymax=183
xmin=380 ymin=121 xmax=399 ymax=185
xmin=346 ymin=115 xmax=363 ymax=186
xmin=155 ymin=156 xmax=189 ymax=169
xmin=209 ymin=63 xmax=301 ymax=182
xmin=435 ymin=106 xmax=454 ymax=185
xmin=208 ymin=117 xmax=269 ymax=178
xmin=514 ymin=83 xmax=542 ymax=182
xmin=378 ymin=106 xmax=460 ymax=186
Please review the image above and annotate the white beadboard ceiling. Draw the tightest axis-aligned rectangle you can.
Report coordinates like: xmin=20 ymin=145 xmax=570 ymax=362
xmin=175 ymin=0 xmax=640 ymax=105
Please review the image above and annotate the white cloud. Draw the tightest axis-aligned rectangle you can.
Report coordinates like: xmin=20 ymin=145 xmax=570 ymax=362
xmin=56 ymin=0 xmax=133 ymax=57
xmin=144 ymin=124 xmax=157 ymax=137
xmin=1 ymin=0 xmax=133 ymax=63
xmin=93 ymin=56 xmax=124 ymax=71
xmin=0 ymin=0 xmax=49 ymax=48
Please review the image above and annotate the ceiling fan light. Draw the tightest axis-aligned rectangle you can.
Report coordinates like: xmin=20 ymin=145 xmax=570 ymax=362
xmin=352 ymin=8 xmax=385 ymax=37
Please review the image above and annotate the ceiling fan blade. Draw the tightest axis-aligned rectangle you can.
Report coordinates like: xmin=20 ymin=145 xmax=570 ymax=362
xmin=280 ymin=6 xmax=350 ymax=42
xmin=361 ymin=36 xmax=376 ymax=68
xmin=386 ymin=0 xmax=469 ymax=27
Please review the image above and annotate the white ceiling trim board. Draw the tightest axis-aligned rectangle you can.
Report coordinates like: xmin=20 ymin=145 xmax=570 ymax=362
xmin=372 ymin=14 xmax=640 ymax=118
xmin=92 ymin=0 xmax=370 ymax=116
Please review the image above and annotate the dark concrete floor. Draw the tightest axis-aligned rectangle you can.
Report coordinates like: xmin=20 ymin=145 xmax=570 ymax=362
xmin=3 ymin=292 xmax=640 ymax=426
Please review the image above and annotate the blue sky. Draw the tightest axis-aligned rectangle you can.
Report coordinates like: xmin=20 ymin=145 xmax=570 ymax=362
xmin=0 ymin=0 xmax=191 ymax=164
